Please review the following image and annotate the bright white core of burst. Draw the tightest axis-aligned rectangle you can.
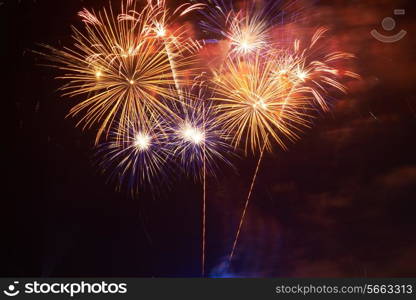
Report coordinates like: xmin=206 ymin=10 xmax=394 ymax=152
xmin=134 ymin=133 xmax=151 ymax=151
xmin=155 ymin=23 xmax=166 ymax=37
xmin=297 ymin=70 xmax=308 ymax=81
xmin=252 ymin=98 xmax=268 ymax=110
xmin=241 ymin=41 xmax=250 ymax=50
xmin=181 ymin=125 xmax=205 ymax=145
xmin=237 ymin=37 xmax=254 ymax=54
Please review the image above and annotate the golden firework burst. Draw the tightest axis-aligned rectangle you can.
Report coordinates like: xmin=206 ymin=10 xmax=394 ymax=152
xmin=38 ymin=0 xmax=202 ymax=144
xmin=211 ymin=54 xmax=311 ymax=154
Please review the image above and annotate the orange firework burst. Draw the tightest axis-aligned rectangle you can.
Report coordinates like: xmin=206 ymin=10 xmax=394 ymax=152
xmin=211 ymin=27 xmax=359 ymax=155
xmin=211 ymin=54 xmax=311 ymax=154
xmin=270 ymin=27 xmax=361 ymax=112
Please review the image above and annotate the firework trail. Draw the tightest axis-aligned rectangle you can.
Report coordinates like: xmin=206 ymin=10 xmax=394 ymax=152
xmin=211 ymin=52 xmax=311 ymax=262
xmin=167 ymin=77 xmax=233 ymax=275
xmin=168 ymin=84 xmax=232 ymax=179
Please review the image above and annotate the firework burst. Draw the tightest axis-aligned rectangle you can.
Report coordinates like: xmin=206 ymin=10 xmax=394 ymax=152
xmin=96 ymin=117 xmax=171 ymax=195
xmin=211 ymin=54 xmax=311 ymax=154
xmin=200 ymin=0 xmax=287 ymax=57
xmin=211 ymin=27 xmax=359 ymax=155
xmin=269 ymin=27 xmax=360 ymax=112
xmin=227 ymin=10 xmax=271 ymax=56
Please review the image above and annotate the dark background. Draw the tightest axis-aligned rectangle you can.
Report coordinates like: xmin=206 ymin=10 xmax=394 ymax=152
xmin=3 ymin=0 xmax=416 ymax=277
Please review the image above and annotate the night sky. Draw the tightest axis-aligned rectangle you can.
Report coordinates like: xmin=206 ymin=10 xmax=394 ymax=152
xmin=4 ymin=0 xmax=416 ymax=277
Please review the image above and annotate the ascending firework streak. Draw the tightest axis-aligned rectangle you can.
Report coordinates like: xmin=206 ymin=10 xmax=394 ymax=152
xmin=37 ymin=0 xmax=200 ymax=144
xmin=168 ymin=79 xmax=232 ymax=275
xmin=212 ymin=27 xmax=359 ymax=262
xmin=211 ymin=53 xmax=310 ymax=262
